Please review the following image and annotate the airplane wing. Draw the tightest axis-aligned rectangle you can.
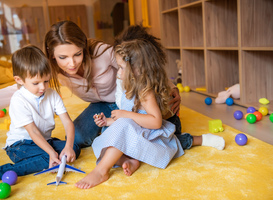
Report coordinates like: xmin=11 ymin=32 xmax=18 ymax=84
xmin=65 ymin=164 xmax=85 ymax=174
xmin=34 ymin=165 xmax=60 ymax=175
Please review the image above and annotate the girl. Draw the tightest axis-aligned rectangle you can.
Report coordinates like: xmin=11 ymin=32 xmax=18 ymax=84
xmin=75 ymin=39 xmax=185 ymax=189
xmin=0 ymin=21 xmax=181 ymax=149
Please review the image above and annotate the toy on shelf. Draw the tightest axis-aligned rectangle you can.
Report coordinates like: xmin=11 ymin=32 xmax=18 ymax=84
xmin=34 ymin=155 xmax=85 ymax=186
xmin=215 ymin=83 xmax=240 ymax=104
xmin=259 ymin=98 xmax=269 ymax=105
xmin=205 ymin=97 xmax=212 ymax=105
xmin=233 ymin=110 xmax=243 ymax=120
xmin=209 ymin=119 xmax=224 ymax=133
xmin=0 ymin=119 xmax=11 ymax=130
xmin=225 ymin=97 xmax=234 ymax=106
xmin=269 ymin=113 xmax=273 ymax=123
xmin=235 ymin=133 xmax=248 ymax=146
xmin=246 ymin=114 xmax=257 ymax=124
xmin=247 ymin=107 xmax=256 ymax=113
xmin=258 ymin=107 xmax=268 ymax=116
xmin=184 ymin=86 xmax=190 ymax=92
xmin=253 ymin=111 xmax=262 ymax=121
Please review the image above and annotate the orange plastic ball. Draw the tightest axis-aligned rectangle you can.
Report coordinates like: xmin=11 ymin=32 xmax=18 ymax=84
xmin=0 ymin=110 xmax=5 ymax=118
xmin=253 ymin=111 xmax=262 ymax=121
xmin=244 ymin=113 xmax=250 ymax=119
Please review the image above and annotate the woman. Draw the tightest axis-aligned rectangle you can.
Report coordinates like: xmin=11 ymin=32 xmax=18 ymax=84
xmin=0 ymin=21 xmax=181 ymax=148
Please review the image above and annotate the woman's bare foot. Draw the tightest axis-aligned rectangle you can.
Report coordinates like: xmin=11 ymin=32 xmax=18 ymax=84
xmin=75 ymin=168 xmax=109 ymax=189
xmin=122 ymin=159 xmax=140 ymax=176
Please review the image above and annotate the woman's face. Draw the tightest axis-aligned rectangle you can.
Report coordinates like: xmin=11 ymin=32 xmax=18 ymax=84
xmin=53 ymin=44 xmax=84 ymax=75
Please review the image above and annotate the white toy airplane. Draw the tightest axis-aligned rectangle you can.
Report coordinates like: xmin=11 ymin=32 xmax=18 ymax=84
xmin=34 ymin=155 xmax=85 ymax=186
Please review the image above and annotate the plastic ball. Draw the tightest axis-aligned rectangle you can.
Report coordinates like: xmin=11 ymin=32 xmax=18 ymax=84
xmin=244 ymin=113 xmax=250 ymax=119
xmin=246 ymin=113 xmax=256 ymax=124
xmin=205 ymin=97 xmax=212 ymax=105
xmin=233 ymin=110 xmax=243 ymax=120
xmin=0 ymin=110 xmax=4 ymax=118
xmin=184 ymin=86 xmax=190 ymax=92
xmin=0 ymin=182 xmax=11 ymax=199
xmin=177 ymin=83 xmax=184 ymax=93
xmin=269 ymin=113 xmax=273 ymax=123
xmin=258 ymin=107 xmax=268 ymax=116
xmin=235 ymin=133 xmax=248 ymax=146
xmin=226 ymin=98 xmax=234 ymax=106
xmin=246 ymin=106 xmax=256 ymax=113
xmin=2 ymin=170 xmax=18 ymax=185
xmin=253 ymin=111 xmax=262 ymax=121
xmin=2 ymin=108 xmax=7 ymax=114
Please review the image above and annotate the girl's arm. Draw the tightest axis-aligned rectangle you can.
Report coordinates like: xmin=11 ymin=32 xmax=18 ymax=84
xmin=58 ymin=112 xmax=76 ymax=163
xmin=24 ymin=122 xmax=61 ymax=168
xmin=111 ymin=91 xmax=162 ymax=129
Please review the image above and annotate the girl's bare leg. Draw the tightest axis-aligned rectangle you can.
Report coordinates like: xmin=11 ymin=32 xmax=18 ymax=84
xmin=75 ymin=147 xmax=123 ymax=189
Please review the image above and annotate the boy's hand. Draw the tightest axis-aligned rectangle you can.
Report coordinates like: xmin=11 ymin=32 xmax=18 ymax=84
xmin=60 ymin=147 xmax=76 ymax=163
xmin=49 ymin=152 xmax=61 ymax=168
xmin=93 ymin=112 xmax=107 ymax=127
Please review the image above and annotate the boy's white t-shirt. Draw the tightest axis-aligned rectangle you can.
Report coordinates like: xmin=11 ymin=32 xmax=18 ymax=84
xmin=5 ymin=87 xmax=67 ymax=147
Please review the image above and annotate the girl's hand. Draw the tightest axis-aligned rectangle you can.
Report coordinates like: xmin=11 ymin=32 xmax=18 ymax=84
xmin=93 ymin=112 xmax=107 ymax=127
xmin=60 ymin=147 xmax=76 ymax=163
xmin=169 ymin=87 xmax=181 ymax=115
xmin=111 ymin=110 xmax=128 ymax=121
xmin=49 ymin=151 xmax=61 ymax=168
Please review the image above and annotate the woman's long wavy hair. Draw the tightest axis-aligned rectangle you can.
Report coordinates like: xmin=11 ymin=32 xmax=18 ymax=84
xmin=44 ymin=20 xmax=111 ymax=94
xmin=115 ymin=39 xmax=171 ymax=115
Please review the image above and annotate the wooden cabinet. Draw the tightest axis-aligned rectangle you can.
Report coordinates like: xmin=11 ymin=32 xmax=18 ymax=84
xmin=159 ymin=0 xmax=273 ymax=112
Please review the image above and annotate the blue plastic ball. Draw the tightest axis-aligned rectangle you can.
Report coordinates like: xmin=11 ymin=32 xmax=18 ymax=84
xmin=247 ymin=106 xmax=256 ymax=113
xmin=205 ymin=97 xmax=212 ymax=105
xmin=226 ymin=98 xmax=234 ymax=106
xmin=235 ymin=133 xmax=248 ymax=146
xmin=234 ymin=110 xmax=243 ymax=120
xmin=2 ymin=170 xmax=18 ymax=185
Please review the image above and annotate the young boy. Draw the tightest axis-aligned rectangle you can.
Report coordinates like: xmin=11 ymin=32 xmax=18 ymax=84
xmin=0 ymin=45 xmax=80 ymax=178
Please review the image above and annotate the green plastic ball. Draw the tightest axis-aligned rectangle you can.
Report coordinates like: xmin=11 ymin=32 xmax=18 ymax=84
xmin=0 ymin=182 xmax=11 ymax=199
xmin=246 ymin=113 xmax=256 ymax=124
xmin=269 ymin=113 xmax=273 ymax=123
xmin=2 ymin=108 xmax=6 ymax=114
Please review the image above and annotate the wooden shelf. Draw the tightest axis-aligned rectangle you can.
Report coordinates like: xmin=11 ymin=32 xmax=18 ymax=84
xmin=159 ymin=0 xmax=273 ymax=110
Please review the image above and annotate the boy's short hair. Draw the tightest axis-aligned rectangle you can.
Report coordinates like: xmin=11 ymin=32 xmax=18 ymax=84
xmin=12 ymin=45 xmax=51 ymax=81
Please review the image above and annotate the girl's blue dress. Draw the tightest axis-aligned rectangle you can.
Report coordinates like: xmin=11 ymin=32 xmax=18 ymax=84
xmin=92 ymin=92 xmax=184 ymax=169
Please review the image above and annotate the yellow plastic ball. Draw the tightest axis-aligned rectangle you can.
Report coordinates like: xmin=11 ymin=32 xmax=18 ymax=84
xmin=177 ymin=84 xmax=184 ymax=93
xmin=258 ymin=107 xmax=268 ymax=116
xmin=184 ymin=86 xmax=190 ymax=92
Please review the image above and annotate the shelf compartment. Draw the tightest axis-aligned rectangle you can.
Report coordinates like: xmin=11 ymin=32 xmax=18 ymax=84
xmin=240 ymin=0 xmax=273 ymax=47
xmin=180 ymin=5 xmax=203 ymax=47
xmin=160 ymin=0 xmax=178 ymax=11
xmin=241 ymin=51 xmax=273 ymax=104
xmin=206 ymin=50 xmax=239 ymax=94
xmin=181 ymin=50 xmax=205 ymax=88
xmin=165 ymin=49 xmax=181 ymax=81
xmin=161 ymin=10 xmax=180 ymax=47
xmin=204 ymin=0 xmax=238 ymax=47
xmin=179 ymin=0 xmax=201 ymax=7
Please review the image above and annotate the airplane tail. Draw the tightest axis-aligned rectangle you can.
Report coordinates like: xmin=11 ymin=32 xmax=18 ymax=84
xmin=47 ymin=181 xmax=67 ymax=186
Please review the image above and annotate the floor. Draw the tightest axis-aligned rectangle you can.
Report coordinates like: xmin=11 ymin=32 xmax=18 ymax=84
xmin=180 ymin=91 xmax=273 ymax=146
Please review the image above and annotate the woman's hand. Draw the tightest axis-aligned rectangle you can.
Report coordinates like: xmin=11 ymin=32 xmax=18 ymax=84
xmin=169 ymin=87 xmax=181 ymax=115
xmin=93 ymin=112 xmax=107 ymax=127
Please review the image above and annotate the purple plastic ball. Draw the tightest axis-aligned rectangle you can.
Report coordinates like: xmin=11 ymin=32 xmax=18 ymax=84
xmin=247 ymin=106 xmax=256 ymax=113
xmin=234 ymin=110 xmax=243 ymax=120
xmin=226 ymin=97 xmax=234 ymax=106
xmin=235 ymin=133 xmax=248 ymax=146
xmin=2 ymin=170 xmax=18 ymax=185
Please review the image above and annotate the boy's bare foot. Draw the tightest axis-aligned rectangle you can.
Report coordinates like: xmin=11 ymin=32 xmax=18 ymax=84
xmin=122 ymin=159 xmax=140 ymax=176
xmin=75 ymin=168 xmax=109 ymax=189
